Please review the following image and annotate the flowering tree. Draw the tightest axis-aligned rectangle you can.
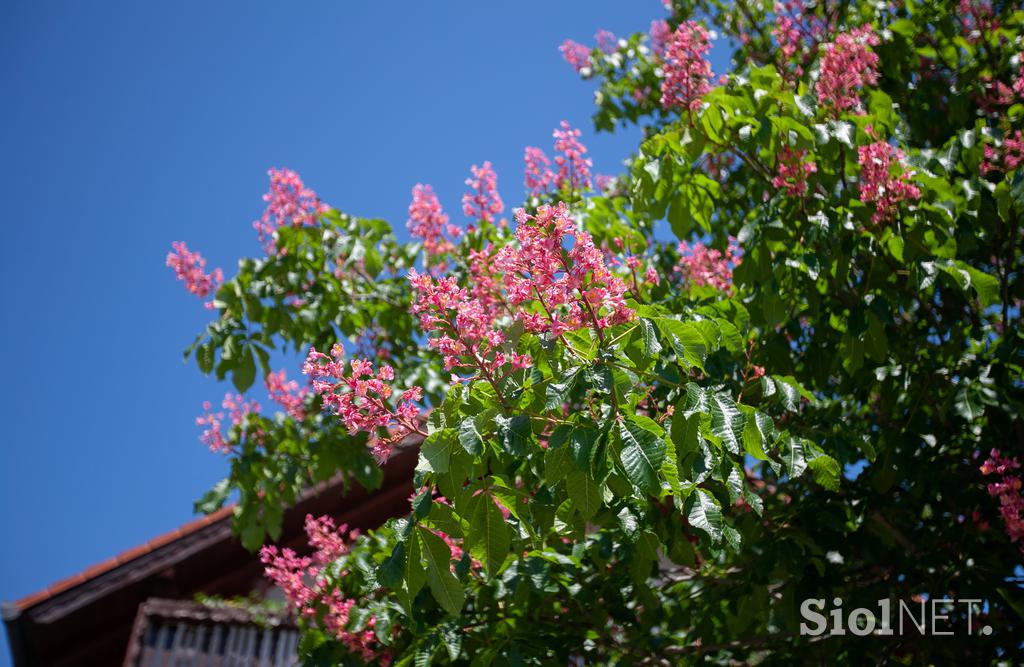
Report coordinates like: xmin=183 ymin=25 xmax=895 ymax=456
xmin=169 ymin=0 xmax=1024 ymax=663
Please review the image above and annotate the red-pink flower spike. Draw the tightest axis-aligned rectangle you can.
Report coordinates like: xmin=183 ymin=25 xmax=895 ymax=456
xmin=771 ymin=0 xmax=830 ymax=79
xmin=260 ymin=515 xmax=388 ymax=663
xmin=552 ymin=121 xmax=593 ymax=192
xmin=265 ymin=369 xmax=309 ymax=421
xmin=980 ymin=131 xmax=1024 ymax=176
xmin=495 ymin=202 xmax=634 ymax=337
xmin=816 ymin=25 xmax=880 ymax=114
xmin=196 ymin=392 xmax=261 ymax=454
xmin=462 ymin=161 xmax=504 ymax=223
xmin=303 ymin=346 xmax=423 ymax=463
xmin=407 ymin=184 xmax=460 ymax=256
xmin=857 ymin=138 xmax=922 ymax=224
xmin=773 ymin=146 xmax=818 ymax=197
xmin=408 ymin=267 xmax=530 ymax=377
xmin=980 ymin=450 xmax=1024 ymax=554
xmin=676 ymin=237 xmax=741 ymax=292
xmin=660 ymin=21 xmax=714 ymax=113
xmin=649 ymin=20 xmax=671 ymax=58
xmin=167 ymin=242 xmax=223 ymax=303
xmin=524 ymin=146 xmax=554 ymax=196
xmin=253 ymin=168 xmax=330 ymax=253
xmin=595 ymin=29 xmax=618 ymax=55
xmin=559 ymin=39 xmax=591 ymax=73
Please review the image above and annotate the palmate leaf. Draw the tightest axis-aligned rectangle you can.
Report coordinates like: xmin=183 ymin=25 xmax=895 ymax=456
xmin=618 ymin=418 xmax=667 ymax=495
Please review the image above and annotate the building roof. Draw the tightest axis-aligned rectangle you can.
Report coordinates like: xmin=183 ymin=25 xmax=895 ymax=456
xmin=3 ymin=444 xmax=418 ymax=667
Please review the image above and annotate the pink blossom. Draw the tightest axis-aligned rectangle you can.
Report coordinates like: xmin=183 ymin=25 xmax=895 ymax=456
xmin=253 ymin=168 xmax=329 ymax=253
xmin=959 ymin=0 xmax=998 ymax=43
xmin=552 ymin=121 xmax=593 ymax=192
xmin=660 ymin=21 xmax=714 ymax=113
xmin=407 ymin=184 xmax=460 ymax=256
xmin=304 ymin=347 xmax=422 ymax=463
xmin=559 ymin=39 xmax=591 ymax=73
xmin=649 ymin=20 xmax=671 ymax=58
xmin=772 ymin=146 xmax=818 ymax=197
xmin=196 ymin=392 xmax=260 ymax=454
xmin=166 ymin=242 xmax=223 ymax=302
xmin=260 ymin=516 xmax=388 ymax=662
xmin=980 ymin=450 xmax=1024 ymax=553
xmin=980 ymin=131 xmax=1024 ymax=176
xmin=495 ymin=202 xmax=634 ymax=337
xmin=857 ymin=137 xmax=922 ymax=224
xmin=771 ymin=0 xmax=830 ymax=79
xmin=524 ymin=146 xmax=554 ymax=196
xmin=462 ymin=161 xmax=504 ymax=223
xmin=595 ymin=29 xmax=618 ymax=55
xmin=266 ymin=369 xmax=309 ymax=421
xmin=594 ymin=174 xmax=615 ymax=192
xmin=816 ymin=25 xmax=880 ymax=114
xmin=408 ymin=267 xmax=530 ymax=376
xmin=676 ymin=237 xmax=741 ymax=292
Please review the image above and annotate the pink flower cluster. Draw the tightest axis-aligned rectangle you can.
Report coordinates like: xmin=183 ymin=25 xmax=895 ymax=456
xmin=167 ymin=242 xmax=223 ymax=303
xmin=196 ymin=392 xmax=261 ymax=454
xmin=407 ymin=184 xmax=460 ymax=256
xmin=408 ymin=268 xmax=531 ymax=377
xmin=253 ymin=168 xmax=330 ymax=253
xmin=857 ymin=139 xmax=922 ymax=224
xmin=266 ymin=369 xmax=309 ymax=421
xmin=462 ymin=161 xmax=504 ymax=223
xmin=772 ymin=0 xmax=830 ymax=78
xmin=649 ymin=20 xmax=671 ymax=58
xmin=660 ymin=21 xmax=714 ymax=113
xmin=773 ymin=146 xmax=818 ymax=197
xmin=816 ymin=25 xmax=880 ymax=114
xmin=959 ymin=0 xmax=998 ymax=43
xmin=980 ymin=450 xmax=1024 ymax=553
xmin=260 ymin=515 xmax=387 ymax=663
xmin=595 ymin=29 xmax=618 ymax=55
xmin=495 ymin=202 xmax=634 ymax=337
xmin=559 ymin=39 xmax=591 ymax=73
xmin=523 ymin=122 xmax=593 ymax=196
xmin=675 ymin=237 xmax=741 ymax=292
xmin=980 ymin=131 xmax=1024 ymax=176
xmin=1013 ymin=57 xmax=1024 ymax=98
xmin=303 ymin=346 xmax=423 ymax=463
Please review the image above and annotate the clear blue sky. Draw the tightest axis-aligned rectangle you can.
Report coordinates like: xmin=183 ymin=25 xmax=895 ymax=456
xmin=0 ymin=2 xmax=729 ymax=663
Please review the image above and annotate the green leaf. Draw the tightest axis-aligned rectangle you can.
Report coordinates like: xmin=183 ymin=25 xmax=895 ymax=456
xmin=468 ymin=495 xmax=510 ymax=577
xmin=618 ymin=419 xmax=667 ymax=495
xmin=708 ymin=391 xmax=744 ymax=456
xmin=232 ymin=345 xmax=256 ymax=393
xmin=545 ymin=367 xmax=580 ymax=410
xmin=741 ymin=408 xmax=774 ymax=460
xmin=566 ymin=471 xmax=602 ymax=519
xmin=687 ymin=488 xmax=724 ymax=543
xmin=418 ymin=527 xmax=465 ymax=616
xmin=639 ymin=317 xmax=662 ymax=357
xmin=808 ymin=453 xmax=841 ymax=491
xmin=457 ymin=417 xmax=485 ymax=456
xmin=655 ymin=319 xmax=709 ymax=370
xmin=783 ymin=436 xmax=808 ymax=478
xmin=421 ymin=429 xmax=457 ymax=473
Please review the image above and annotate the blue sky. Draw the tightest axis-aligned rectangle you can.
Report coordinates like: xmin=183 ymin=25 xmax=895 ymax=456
xmin=0 ymin=2 xmax=737 ymax=663
xmin=0 ymin=0 xmax=653 ymax=659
